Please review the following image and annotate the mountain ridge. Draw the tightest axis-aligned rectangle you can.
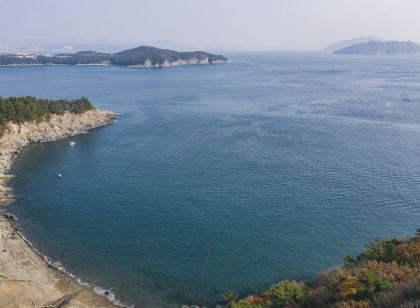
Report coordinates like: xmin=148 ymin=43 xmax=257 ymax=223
xmin=324 ymin=36 xmax=384 ymax=53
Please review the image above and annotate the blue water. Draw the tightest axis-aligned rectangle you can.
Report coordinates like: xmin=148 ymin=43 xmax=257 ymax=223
xmin=4 ymin=53 xmax=420 ymax=307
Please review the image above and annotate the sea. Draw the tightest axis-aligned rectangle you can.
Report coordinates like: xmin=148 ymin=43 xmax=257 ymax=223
xmin=3 ymin=53 xmax=420 ymax=307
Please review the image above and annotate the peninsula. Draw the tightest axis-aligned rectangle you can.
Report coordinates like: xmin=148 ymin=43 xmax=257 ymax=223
xmin=0 ymin=97 xmax=117 ymax=307
xmin=0 ymin=46 xmax=228 ymax=68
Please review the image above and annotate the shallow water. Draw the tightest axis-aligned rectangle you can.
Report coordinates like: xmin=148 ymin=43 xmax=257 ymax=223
xmin=4 ymin=53 xmax=420 ymax=306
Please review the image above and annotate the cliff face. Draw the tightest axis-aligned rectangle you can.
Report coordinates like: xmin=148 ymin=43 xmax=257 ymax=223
xmin=0 ymin=109 xmax=115 ymax=204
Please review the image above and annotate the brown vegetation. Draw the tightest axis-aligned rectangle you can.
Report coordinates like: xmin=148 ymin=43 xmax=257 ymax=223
xmin=225 ymin=230 xmax=420 ymax=307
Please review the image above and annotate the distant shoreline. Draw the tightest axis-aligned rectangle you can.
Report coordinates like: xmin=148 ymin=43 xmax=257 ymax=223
xmin=0 ymin=109 xmax=121 ymax=307
xmin=0 ymin=61 xmax=227 ymax=68
xmin=0 ymin=45 xmax=229 ymax=68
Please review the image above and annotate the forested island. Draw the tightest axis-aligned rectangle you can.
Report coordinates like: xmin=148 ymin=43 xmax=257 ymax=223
xmin=225 ymin=230 xmax=420 ymax=307
xmin=0 ymin=46 xmax=228 ymax=68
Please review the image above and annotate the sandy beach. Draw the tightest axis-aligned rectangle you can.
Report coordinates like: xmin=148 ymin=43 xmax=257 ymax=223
xmin=0 ymin=109 xmax=119 ymax=307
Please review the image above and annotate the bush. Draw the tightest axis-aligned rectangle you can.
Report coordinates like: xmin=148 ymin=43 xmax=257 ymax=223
xmin=357 ymin=268 xmax=391 ymax=299
xmin=394 ymin=240 xmax=420 ymax=264
xmin=373 ymin=280 xmax=420 ymax=307
xmin=332 ymin=300 xmax=370 ymax=308
xmin=339 ymin=276 xmax=360 ymax=298
xmin=263 ymin=280 xmax=307 ymax=306
xmin=357 ymin=238 xmax=399 ymax=263
xmin=224 ymin=291 xmax=239 ymax=308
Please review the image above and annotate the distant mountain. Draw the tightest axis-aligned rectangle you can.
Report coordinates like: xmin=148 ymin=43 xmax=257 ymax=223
xmin=324 ymin=36 xmax=384 ymax=53
xmin=333 ymin=40 xmax=420 ymax=55
xmin=0 ymin=46 xmax=228 ymax=67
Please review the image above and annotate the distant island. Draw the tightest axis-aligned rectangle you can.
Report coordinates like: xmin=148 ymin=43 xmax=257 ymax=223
xmin=0 ymin=46 xmax=228 ymax=68
xmin=324 ymin=36 xmax=384 ymax=53
xmin=332 ymin=40 xmax=420 ymax=55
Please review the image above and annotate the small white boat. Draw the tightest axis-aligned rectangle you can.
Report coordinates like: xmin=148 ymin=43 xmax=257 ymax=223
xmin=69 ymin=141 xmax=76 ymax=147
xmin=57 ymin=173 xmax=63 ymax=179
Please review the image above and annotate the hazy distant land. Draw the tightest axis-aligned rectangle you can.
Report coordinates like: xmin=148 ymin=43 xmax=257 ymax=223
xmin=327 ymin=38 xmax=420 ymax=55
xmin=0 ymin=45 xmax=228 ymax=68
xmin=323 ymin=36 xmax=384 ymax=53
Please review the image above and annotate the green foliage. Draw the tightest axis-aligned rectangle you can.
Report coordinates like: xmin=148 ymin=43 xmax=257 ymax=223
xmin=226 ymin=230 xmax=420 ymax=307
xmin=227 ymin=281 xmax=306 ymax=308
xmin=357 ymin=238 xmax=399 ymax=263
xmin=344 ymin=255 xmax=356 ymax=265
xmin=356 ymin=269 xmax=391 ymax=300
xmin=224 ymin=291 xmax=239 ymax=308
xmin=263 ymin=280 xmax=306 ymax=305
xmin=0 ymin=96 xmax=94 ymax=136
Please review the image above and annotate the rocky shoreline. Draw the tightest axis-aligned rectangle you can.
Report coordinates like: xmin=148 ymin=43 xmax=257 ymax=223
xmin=0 ymin=109 xmax=120 ymax=307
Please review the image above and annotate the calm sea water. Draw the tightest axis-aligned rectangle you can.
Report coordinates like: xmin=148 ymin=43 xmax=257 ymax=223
xmin=4 ymin=53 xmax=420 ymax=307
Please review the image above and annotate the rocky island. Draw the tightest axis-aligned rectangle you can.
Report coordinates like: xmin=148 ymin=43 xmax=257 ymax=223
xmin=0 ymin=46 xmax=228 ymax=68
xmin=0 ymin=97 xmax=117 ymax=307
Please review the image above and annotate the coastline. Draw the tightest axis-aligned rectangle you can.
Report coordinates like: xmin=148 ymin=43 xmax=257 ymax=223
xmin=0 ymin=109 xmax=121 ymax=307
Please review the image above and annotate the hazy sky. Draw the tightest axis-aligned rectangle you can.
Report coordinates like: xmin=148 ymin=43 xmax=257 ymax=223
xmin=2 ymin=0 xmax=420 ymax=51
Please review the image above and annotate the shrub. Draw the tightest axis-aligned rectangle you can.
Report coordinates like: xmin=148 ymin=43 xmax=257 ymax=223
xmin=394 ymin=240 xmax=420 ymax=264
xmin=357 ymin=238 xmax=399 ymax=263
xmin=262 ymin=280 xmax=306 ymax=306
xmin=333 ymin=300 xmax=370 ymax=308
xmin=339 ymin=276 xmax=360 ymax=298
xmin=224 ymin=291 xmax=239 ymax=308
xmin=357 ymin=268 xmax=391 ymax=299
xmin=373 ymin=280 xmax=420 ymax=307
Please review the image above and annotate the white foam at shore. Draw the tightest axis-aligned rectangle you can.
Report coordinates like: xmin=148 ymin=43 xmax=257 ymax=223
xmin=0 ymin=110 xmax=123 ymax=307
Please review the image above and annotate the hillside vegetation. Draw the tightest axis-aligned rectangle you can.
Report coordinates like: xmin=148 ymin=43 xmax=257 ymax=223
xmin=226 ymin=230 xmax=420 ymax=307
xmin=0 ymin=96 xmax=94 ymax=135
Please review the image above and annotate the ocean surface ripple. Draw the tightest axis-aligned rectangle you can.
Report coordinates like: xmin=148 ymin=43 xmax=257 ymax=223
xmin=3 ymin=53 xmax=420 ymax=306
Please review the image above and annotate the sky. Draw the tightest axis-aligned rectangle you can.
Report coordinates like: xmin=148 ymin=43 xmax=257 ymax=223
xmin=1 ymin=0 xmax=420 ymax=51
